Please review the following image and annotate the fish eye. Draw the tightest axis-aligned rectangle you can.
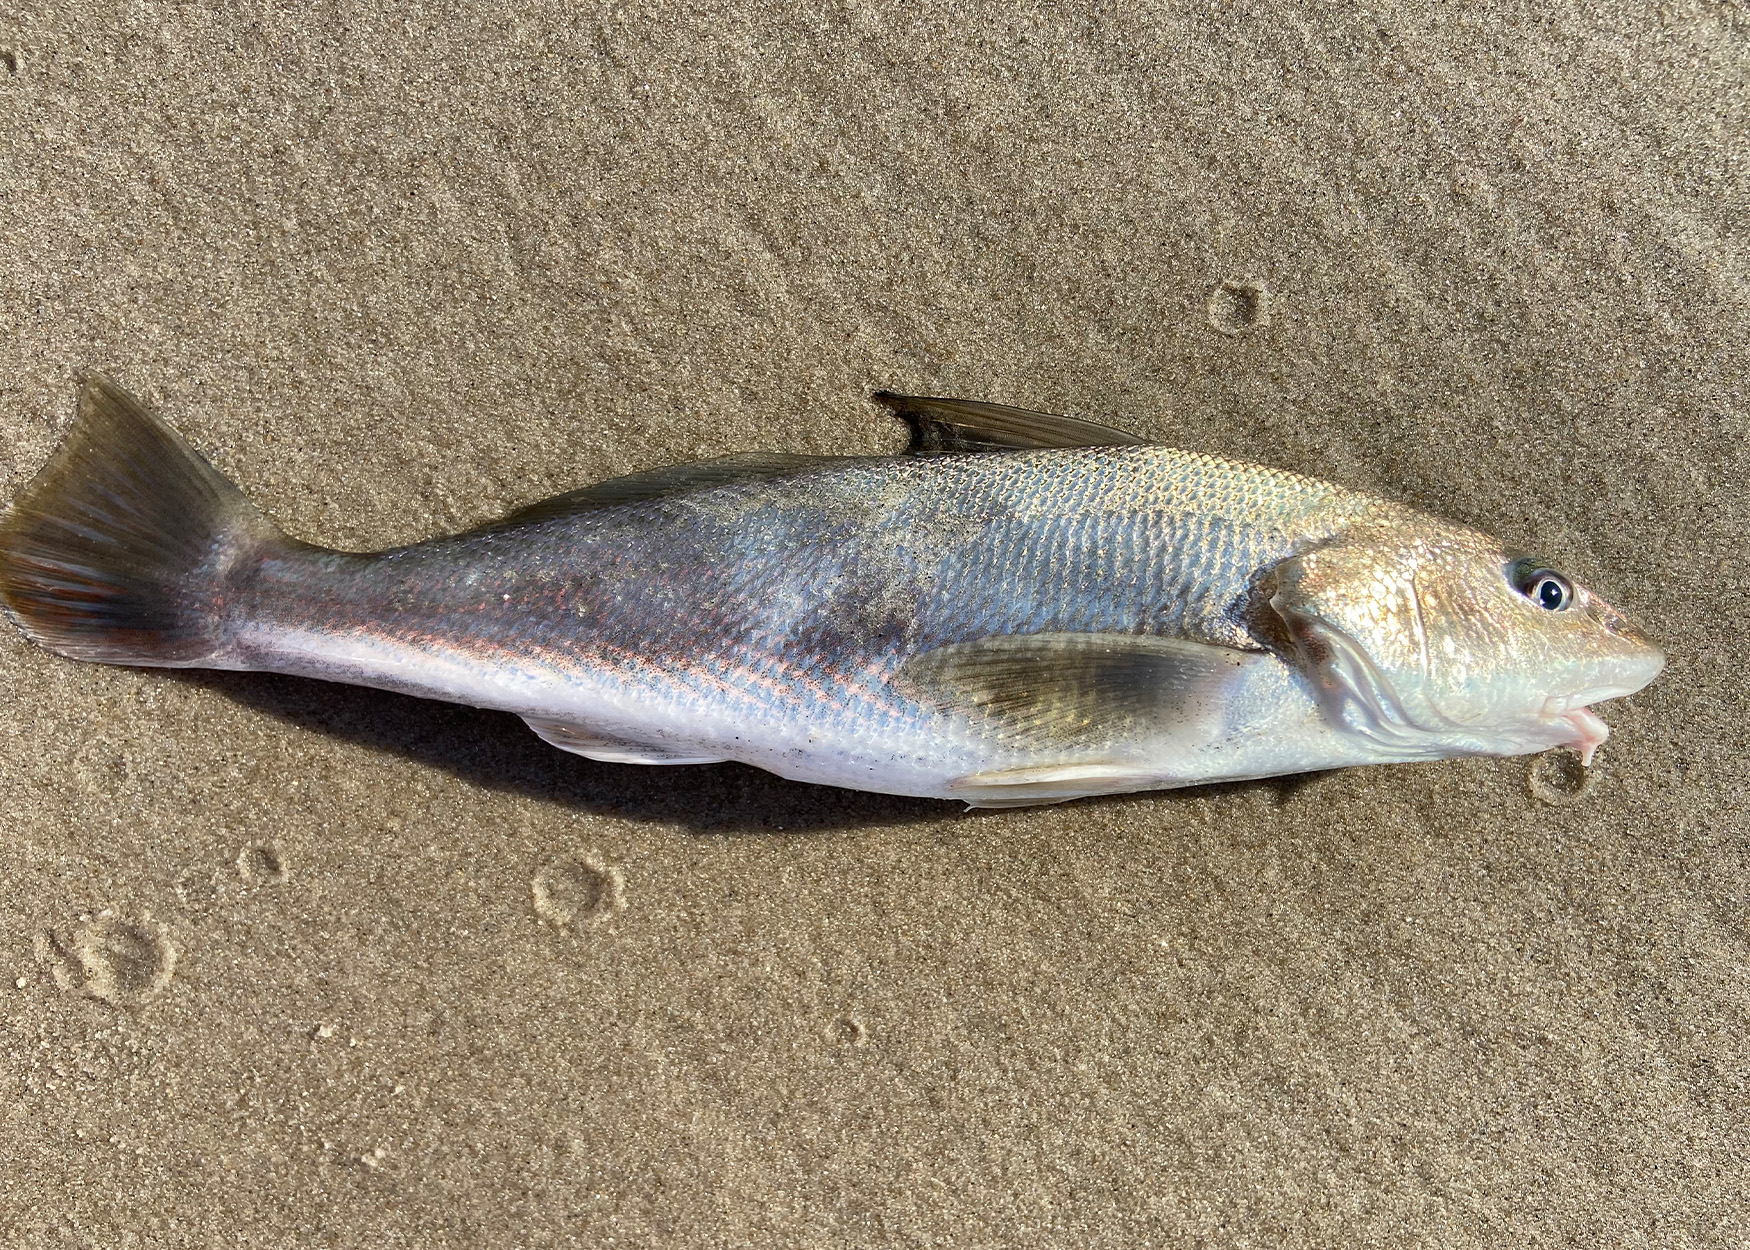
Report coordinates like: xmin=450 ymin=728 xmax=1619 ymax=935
xmin=1509 ymin=560 xmax=1574 ymax=611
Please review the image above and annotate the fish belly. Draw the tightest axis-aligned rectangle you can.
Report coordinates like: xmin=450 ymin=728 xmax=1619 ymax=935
xmin=224 ymin=584 xmax=1381 ymax=802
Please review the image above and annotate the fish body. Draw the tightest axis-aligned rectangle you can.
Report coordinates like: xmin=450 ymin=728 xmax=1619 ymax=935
xmin=0 ymin=378 xmax=1664 ymax=806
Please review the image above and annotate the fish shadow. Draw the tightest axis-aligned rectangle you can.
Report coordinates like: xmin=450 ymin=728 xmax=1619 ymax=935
xmin=168 ymin=671 xmax=1329 ymax=835
xmin=171 ymin=670 xmax=962 ymax=833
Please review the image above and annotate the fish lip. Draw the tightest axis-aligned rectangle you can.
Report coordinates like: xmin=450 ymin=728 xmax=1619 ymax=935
xmin=1541 ymin=686 xmax=1639 ymax=717
xmin=1539 ymin=688 xmax=1640 ymax=767
xmin=1546 ymin=705 xmax=1610 ymax=766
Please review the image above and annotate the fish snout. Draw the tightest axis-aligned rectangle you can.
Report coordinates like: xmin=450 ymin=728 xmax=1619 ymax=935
xmin=1602 ymin=605 xmax=1651 ymax=644
xmin=1591 ymin=599 xmax=1665 ymax=672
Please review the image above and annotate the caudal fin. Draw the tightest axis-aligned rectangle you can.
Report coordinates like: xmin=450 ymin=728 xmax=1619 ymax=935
xmin=0 ymin=373 xmax=284 ymax=666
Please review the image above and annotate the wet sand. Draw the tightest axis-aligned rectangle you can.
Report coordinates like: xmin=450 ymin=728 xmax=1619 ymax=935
xmin=1 ymin=3 xmax=1746 ymax=1245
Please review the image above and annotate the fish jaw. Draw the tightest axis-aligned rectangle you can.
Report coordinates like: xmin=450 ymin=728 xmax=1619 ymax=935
xmin=1539 ymin=667 xmax=1659 ymax=766
xmin=1548 ymin=703 xmax=1610 ymax=766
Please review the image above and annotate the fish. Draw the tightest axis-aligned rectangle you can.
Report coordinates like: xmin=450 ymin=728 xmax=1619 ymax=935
xmin=0 ymin=374 xmax=1664 ymax=807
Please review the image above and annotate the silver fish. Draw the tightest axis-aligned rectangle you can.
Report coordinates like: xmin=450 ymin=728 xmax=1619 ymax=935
xmin=0 ymin=376 xmax=1663 ymax=807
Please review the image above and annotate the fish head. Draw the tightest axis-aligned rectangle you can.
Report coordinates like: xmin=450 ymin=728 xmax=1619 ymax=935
xmin=1268 ymin=518 xmax=1664 ymax=764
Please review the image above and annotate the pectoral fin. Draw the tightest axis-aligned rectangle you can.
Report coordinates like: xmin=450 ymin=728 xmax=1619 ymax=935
xmin=874 ymin=392 xmax=1149 ymax=453
xmin=524 ymin=717 xmax=728 ymax=765
xmin=897 ymin=632 xmax=1261 ymax=747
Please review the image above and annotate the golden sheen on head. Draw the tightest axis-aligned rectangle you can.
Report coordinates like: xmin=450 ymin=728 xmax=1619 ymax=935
xmin=1269 ymin=518 xmax=1663 ymax=763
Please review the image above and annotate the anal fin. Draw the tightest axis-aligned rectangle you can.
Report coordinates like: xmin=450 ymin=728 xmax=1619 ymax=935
xmin=524 ymin=717 xmax=728 ymax=766
xmin=947 ymin=762 xmax=1163 ymax=808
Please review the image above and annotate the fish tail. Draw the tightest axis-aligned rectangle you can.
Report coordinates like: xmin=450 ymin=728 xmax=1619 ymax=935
xmin=0 ymin=373 xmax=288 ymax=667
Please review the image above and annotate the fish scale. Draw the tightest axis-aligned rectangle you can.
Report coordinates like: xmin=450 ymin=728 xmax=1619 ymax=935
xmin=0 ymin=378 xmax=1663 ymax=805
xmin=223 ymin=448 xmax=1342 ymax=770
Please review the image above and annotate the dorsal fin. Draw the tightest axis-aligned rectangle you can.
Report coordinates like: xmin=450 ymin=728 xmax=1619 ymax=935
xmin=483 ymin=452 xmax=838 ymax=528
xmin=874 ymin=392 xmax=1149 ymax=453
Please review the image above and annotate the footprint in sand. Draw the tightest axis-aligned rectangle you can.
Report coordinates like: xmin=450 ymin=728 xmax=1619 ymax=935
xmin=37 ymin=913 xmax=176 ymax=1006
xmin=532 ymin=853 xmax=626 ymax=928
xmin=1527 ymin=748 xmax=1599 ymax=806
xmin=237 ymin=841 xmax=289 ymax=884
xmin=1208 ymin=277 xmax=1271 ymax=336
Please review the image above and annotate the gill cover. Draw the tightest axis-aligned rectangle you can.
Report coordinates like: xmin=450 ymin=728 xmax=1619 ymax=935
xmin=1266 ymin=539 xmax=1473 ymax=757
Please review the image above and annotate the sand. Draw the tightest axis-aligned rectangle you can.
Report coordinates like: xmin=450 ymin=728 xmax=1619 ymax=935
xmin=1 ymin=2 xmax=1746 ymax=1245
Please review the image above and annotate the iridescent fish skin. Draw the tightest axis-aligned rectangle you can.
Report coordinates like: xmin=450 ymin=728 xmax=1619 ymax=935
xmin=0 ymin=377 xmax=1663 ymax=806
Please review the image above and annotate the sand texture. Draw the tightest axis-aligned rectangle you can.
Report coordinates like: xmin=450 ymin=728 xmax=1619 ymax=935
xmin=1 ymin=2 xmax=1747 ymax=1246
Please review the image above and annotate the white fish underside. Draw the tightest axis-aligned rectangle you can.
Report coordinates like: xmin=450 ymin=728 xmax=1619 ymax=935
xmin=233 ymin=617 xmax=1405 ymax=805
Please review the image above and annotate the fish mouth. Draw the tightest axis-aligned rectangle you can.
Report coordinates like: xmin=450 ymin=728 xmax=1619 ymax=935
xmin=1539 ymin=676 xmax=1654 ymax=765
xmin=1303 ymin=619 xmax=1642 ymax=765
xmin=1542 ymin=684 xmax=1640 ymax=716
xmin=1545 ymin=704 xmax=1610 ymax=766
